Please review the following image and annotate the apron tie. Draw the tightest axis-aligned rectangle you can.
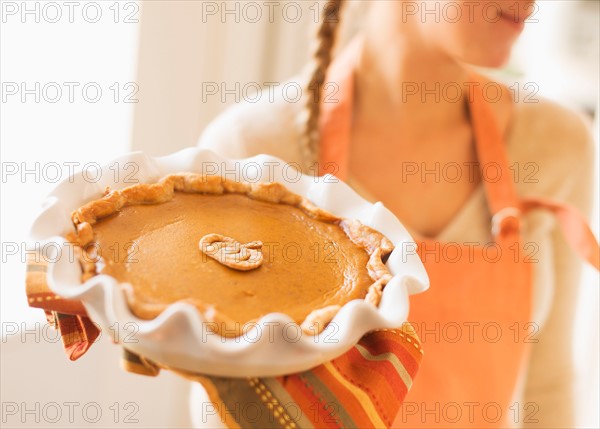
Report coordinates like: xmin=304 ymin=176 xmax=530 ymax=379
xmin=520 ymin=197 xmax=600 ymax=270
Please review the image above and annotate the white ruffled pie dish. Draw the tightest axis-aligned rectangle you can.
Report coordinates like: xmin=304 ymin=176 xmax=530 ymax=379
xmin=30 ymin=148 xmax=429 ymax=377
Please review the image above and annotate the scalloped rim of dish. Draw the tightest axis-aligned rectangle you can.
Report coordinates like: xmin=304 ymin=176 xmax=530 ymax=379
xmin=30 ymin=148 xmax=429 ymax=377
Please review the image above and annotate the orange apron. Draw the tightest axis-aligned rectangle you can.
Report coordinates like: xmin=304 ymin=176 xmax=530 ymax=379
xmin=319 ymin=38 xmax=599 ymax=428
xmin=395 ymin=80 xmax=531 ymax=428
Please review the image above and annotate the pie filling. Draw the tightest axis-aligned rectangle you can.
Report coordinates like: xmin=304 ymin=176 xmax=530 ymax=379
xmin=68 ymin=174 xmax=394 ymax=337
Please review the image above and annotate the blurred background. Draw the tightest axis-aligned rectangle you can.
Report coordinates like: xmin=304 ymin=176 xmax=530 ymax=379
xmin=1 ymin=1 xmax=599 ymax=427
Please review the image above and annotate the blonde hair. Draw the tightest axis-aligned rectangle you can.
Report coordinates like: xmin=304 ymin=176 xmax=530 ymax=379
xmin=300 ymin=0 xmax=346 ymax=172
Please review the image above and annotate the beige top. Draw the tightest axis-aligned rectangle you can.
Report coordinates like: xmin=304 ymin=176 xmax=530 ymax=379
xmin=196 ymin=75 xmax=596 ymax=428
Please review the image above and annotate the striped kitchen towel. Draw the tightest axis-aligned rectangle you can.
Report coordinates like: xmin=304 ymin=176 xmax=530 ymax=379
xmin=26 ymin=254 xmax=423 ymax=428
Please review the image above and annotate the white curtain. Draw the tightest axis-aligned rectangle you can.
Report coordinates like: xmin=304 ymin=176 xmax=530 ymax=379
xmin=131 ymin=0 xmax=324 ymax=155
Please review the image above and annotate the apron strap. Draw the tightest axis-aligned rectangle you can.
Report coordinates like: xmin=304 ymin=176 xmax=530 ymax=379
xmin=521 ymin=197 xmax=600 ymax=270
xmin=467 ymin=73 xmax=521 ymax=217
xmin=318 ymin=37 xmax=361 ymax=180
xmin=468 ymin=73 xmax=599 ymax=269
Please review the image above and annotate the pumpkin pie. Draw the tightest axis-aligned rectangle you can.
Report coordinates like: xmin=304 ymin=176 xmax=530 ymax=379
xmin=67 ymin=174 xmax=394 ymax=337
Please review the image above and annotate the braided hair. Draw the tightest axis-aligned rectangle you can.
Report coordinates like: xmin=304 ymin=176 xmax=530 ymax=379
xmin=299 ymin=0 xmax=346 ymax=173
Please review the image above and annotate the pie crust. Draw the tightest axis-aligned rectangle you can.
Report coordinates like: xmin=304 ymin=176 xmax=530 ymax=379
xmin=67 ymin=174 xmax=394 ymax=337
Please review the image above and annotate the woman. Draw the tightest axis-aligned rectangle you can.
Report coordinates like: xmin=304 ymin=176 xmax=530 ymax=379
xmin=197 ymin=1 xmax=597 ymax=427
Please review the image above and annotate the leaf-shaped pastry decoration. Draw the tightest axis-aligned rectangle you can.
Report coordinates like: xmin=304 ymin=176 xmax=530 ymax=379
xmin=199 ymin=234 xmax=263 ymax=271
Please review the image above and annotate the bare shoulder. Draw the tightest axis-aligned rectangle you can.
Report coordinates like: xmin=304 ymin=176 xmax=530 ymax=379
xmin=506 ymin=96 xmax=595 ymax=198
xmin=196 ymin=81 xmax=304 ymax=163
